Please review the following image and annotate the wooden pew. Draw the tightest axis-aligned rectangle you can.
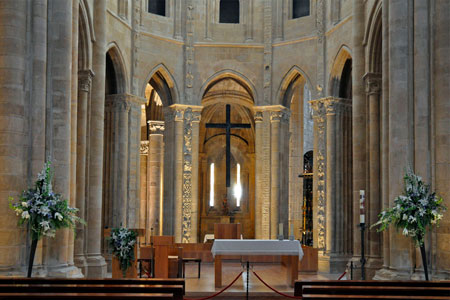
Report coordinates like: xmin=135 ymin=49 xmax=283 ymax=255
xmin=0 ymin=283 xmax=184 ymax=300
xmin=0 ymin=278 xmax=185 ymax=295
xmin=0 ymin=293 xmax=173 ymax=299
xmin=294 ymin=280 xmax=450 ymax=297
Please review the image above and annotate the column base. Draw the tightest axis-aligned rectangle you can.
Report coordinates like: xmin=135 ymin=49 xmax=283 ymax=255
xmin=349 ymin=256 xmax=383 ymax=280
xmin=86 ymin=254 xmax=107 ymax=278
xmin=47 ymin=265 xmax=84 ymax=278
xmin=318 ymin=251 xmax=351 ymax=274
xmin=74 ymin=255 xmax=88 ymax=277
xmin=0 ymin=265 xmax=48 ymax=277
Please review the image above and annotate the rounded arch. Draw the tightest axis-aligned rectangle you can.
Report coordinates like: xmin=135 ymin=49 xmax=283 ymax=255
xmin=141 ymin=64 xmax=180 ymax=106
xmin=78 ymin=0 xmax=93 ymax=70
xmin=365 ymin=1 xmax=382 ymax=73
xmin=276 ymin=66 xmax=313 ymax=108
xmin=328 ymin=45 xmax=352 ymax=97
xmin=200 ymin=69 xmax=257 ymax=103
xmin=106 ymin=42 xmax=128 ymax=94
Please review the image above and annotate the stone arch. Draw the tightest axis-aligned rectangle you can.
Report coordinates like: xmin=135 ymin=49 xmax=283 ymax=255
xmin=78 ymin=0 xmax=93 ymax=70
xmin=200 ymin=69 xmax=257 ymax=104
xmin=276 ymin=66 xmax=313 ymax=108
xmin=106 ymin=43 xmax=128 ymax=94
xmin=141 ymin=64 xmax=180 ymax=106
xmin=328 ymin=45 xmax=352 ymax=97
xmin=365 ymin=1 xmax=382 ymax=73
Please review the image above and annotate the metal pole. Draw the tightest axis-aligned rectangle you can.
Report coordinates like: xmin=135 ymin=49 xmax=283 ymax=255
xmin=246 ymin=261 xmax=249 ymax=300
xmin=360 ymin=223 xmax=366 ymax=280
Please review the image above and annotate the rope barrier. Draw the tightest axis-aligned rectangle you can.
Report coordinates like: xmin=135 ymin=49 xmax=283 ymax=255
xmin=183 ymin=271 xmax=243 ymax=300
xmin=337 ymin=271 xmax=347 ymax=280
xmin=251 ymin=270 xmax=302 ymax=299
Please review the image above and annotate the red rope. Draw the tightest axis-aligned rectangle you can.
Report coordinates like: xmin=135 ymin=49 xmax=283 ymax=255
xmin=184 ymin=271 xmax=243 ymax=300
xmin=251 ymin=270 xmax=302 ymax=299
xmin=337 ymin=271 xmax=347 ymax=280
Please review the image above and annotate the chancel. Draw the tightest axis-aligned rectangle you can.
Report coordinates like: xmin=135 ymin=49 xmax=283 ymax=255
xmin=0 ymin=0 xmax=449 ymax=299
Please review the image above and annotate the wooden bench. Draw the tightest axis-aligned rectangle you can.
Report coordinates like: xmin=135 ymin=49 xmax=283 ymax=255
xmin=0 ymin=278 xmax=185 ymax=295
xmin=0 ymin=293 xmax=173 ymax=299
xmin=0 ymin=283 xmax=183 ymax=300
xmin=294 ymin=280 xmax=450 ymax=299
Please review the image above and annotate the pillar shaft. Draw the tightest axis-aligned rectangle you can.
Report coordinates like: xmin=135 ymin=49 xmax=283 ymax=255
xmin=86 ymin=0 xmax=107 ymax=278
xmin=254 ymin=112 xmax=263 ymax=239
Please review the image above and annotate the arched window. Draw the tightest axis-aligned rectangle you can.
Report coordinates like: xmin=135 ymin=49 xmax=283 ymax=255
xmin=234 ymin=163 xmax=242 ymax=207
xmin=148 ymin=0 xmax=166 ymax=16
xmin=210 ymin=163 xmax=215 ymax=207
xmin=292 ymin=0 xmax=310 ymax=19
xmin=220 ymin=0 xmax=239 ymax=24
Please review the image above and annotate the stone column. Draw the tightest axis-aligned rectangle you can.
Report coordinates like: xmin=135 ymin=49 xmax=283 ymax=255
xmin=147 ymin=121 xmax=165 ymax=238
xmin=0 ymin=0 xmax=27 ymax=274
xmin=173 ymin=107 xmax=184 ymax=243
xmin=310 ymin=100 xmax=326 ymax=253
xmin=364 ymin=73 xmax=383 ymax=272
xmin=74 ymin=70 xmax=94 ymax=274
xmin=140 ymin=140 xmax=149 ymax=243
xmin=86 ymin=0 xmax=107 ymax=278
xmin=351 ymin=0 xmax=366 ymax=261
xmin=254 ymin=111 xmax=264 ymax=239
xmin=270 ymin=111 xmax=281 ymax=239
xmin=45 ymin=0 xmax=82 ymax=278
xmin=117 ymin=99 xmax=130 ymax=226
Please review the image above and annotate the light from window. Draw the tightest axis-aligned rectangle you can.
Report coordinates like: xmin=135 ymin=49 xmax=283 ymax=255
xmin=219 ymin=0 xmax=239 ymax=24
xmin=148 ymin=0 xmax=166 ymax=16
xmin=293 ymin=0 xmax=310 ymax=19
xmin=210 ymin=163 xmax=215 ymax=207
xmin=234 ymin=163 xmax=242 ymax=207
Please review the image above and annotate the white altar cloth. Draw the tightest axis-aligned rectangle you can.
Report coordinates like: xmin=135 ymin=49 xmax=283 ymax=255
xmin=211 ymin=239 xmax=303 ymax=260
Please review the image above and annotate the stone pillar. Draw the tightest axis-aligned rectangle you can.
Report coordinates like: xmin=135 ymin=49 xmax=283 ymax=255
xmin=0 ymin=0 xmax=27 ymax=274
xmin=351 ymin=0 xmax=366 ymax=261
xmin=117 ymin=100 xmax=130 ymax=226
xmin=254 ymin=111 xmax=264 ymax=239
xmin=74 ymin=70 xmax=94 ymax=274
xmin=270 ymin=111 xmax=281 ymax=239
xmin=310 ymin=100 xmax=326 ymax=253
xmin=434 ymin=0 xmax=450 ymax=279
xmin=45 ymin=0 xmax=82 ymax=278
xmin=140 ymin=140 xmax=149 ymax=243
xmin=364 ymin=73 xmax=383 ymax=272
xmin=165 ymin=105 xmax=202 ymax=243
xmin=147 ymin=121 xmax=165 ymax=239
xmin=86 ymin=0 xmax=107 ymax=278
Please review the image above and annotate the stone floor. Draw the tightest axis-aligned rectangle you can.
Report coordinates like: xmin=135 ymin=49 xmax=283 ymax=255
xmin=183 ymin=261 xmax=340 ymax=299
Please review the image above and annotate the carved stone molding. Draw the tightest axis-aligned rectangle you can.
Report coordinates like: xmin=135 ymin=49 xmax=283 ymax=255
xmin=182 ymin=107 xmax=194 ymax=243
xmin=78 ymin=70 xmax=94 ymax=92
xmin=140 ymin=140 xmax=149 ymax=155
xmin=148 ymin=120 xmax=165 ymax=135
xmin=254 ymin=111 xmax=263 ymax=123
xmin=363 ymin=72 xmax=382 ymax=95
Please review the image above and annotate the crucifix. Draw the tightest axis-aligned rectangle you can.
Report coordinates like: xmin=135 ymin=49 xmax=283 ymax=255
xmin=206 ymin=104 xmax=251 ymax=188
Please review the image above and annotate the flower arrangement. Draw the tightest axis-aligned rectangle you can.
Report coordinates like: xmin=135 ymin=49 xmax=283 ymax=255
xmin=372 ymin=169 xmax=446 ymax=280
xmin=9 ymin=160 xmax=84 ymax=277
xmin=108 ymin=227 xmax=138 ymax=277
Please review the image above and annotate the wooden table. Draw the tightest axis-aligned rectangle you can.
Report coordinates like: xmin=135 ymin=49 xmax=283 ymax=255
xmin=211 ymin=239 xmax=303 ymax=288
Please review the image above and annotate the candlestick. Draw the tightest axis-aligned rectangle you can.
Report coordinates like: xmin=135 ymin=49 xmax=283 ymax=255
xmin=360 ymin=190 xmax=365 ymax=224
xmin=279 ymin=223 xmax=283 ymax=236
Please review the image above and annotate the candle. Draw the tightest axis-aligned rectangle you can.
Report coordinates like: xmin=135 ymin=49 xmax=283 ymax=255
xmin=360 ymin=190 xmax=365 ymax=224
xmin=279 ymin=223 xmax=283 ymax=237
xmin=290 ymin=224 xmax=294 ymax=236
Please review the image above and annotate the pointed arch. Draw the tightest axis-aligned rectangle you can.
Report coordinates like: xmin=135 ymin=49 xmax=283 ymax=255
xmin=78 ymin=0 xmax=93 ymax=70
xmin=365 ymin=1 xmax=382 ymax=73
xmin=276 ymin=66 xmax=313 ymax=108
xmin=328 ymin=45 xmax=352 ymax=97
xmin=106 ymin=42 xmax=128 ymax=94
xmin=200 ymin=69 xmax=257 ymax=103
xmin=141 ymin=64 xmax=180 ymax=106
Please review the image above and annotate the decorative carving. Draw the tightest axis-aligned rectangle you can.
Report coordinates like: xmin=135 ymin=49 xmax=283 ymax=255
xmin=364 ymin=73 xmax=382 ymax=95
xmin=316 ymin=0 xmax=325 ymax=43
xmin=182 ymin=107 xmax=194 ymax=243
xmin=254 ymin=111 xmax=263 ymax=122
xmin=263 ymin=0 xmax=273 ymax=104
xmin=184 ymin=1 xmax=195 ymax=101
xmin=270 ymin=111 xmax=282 ymax=122
xmin=140 ymin=141 xmax=149 ymax=155
xmin=148 ymin=120 xmax=165 ymax=135
xmin=78 ymin=70 xmax=94 ymax=92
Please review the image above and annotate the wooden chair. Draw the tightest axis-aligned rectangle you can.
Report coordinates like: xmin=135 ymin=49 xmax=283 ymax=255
xmin=138 ymin=246 xmax=155 ymax=278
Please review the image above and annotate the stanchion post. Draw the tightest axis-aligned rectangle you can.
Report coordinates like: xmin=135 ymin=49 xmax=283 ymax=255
xmin=246 ymin=261 xmax=249 ymax=300
xmin=359 ymin=190 xmax=366 ymax=280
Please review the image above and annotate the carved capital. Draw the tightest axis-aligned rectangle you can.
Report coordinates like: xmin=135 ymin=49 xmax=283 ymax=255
xmin=140 ymin=141 xmax=149 ymax=155
xmin=254 ymin=111 xmax=263 ymax=123
xmin=309 ymin=99 xmax=326 ymax=120
xmin=148 ymin=120 xmax=165 ymax=135
xmin=363 ymin=72 xmax=381 ymax=95
xmin=78 ymin=70 xmax=94 ymax=92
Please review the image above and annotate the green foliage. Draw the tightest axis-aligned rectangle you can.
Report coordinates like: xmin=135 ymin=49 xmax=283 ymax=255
xmin=108 ymin=227 xmax=138 ymax=277
xmin=9 ymin=161 xmax=85 ymax=241
xmin=371 ymin=170 xmax=446 ymax=246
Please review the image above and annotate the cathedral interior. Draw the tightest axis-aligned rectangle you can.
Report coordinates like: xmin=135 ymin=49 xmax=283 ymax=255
xmin=0 ymin=0 xmax=449 ymax=282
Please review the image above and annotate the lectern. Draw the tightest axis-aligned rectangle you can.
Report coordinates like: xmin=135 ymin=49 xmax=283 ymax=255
xmin=153 ymin=236 xmax=182 ymax=278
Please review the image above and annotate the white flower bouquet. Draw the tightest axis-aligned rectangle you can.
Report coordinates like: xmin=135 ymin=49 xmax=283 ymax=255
xmin=9 ymin=161 xmax=84 ymax=277
xmin=108 ymin=227 xmax=138 ymax=277
xmin=372 ymin=169 xmax=446 ymax=280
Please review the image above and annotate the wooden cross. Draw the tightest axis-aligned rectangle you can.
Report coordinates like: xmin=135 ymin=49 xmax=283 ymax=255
xmin=206 ymin=104 xmax=251 ymax=187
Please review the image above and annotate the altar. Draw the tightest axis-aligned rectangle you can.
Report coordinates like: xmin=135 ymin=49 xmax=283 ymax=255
xmin=211 ymin=239 xmax=303 ymax=287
